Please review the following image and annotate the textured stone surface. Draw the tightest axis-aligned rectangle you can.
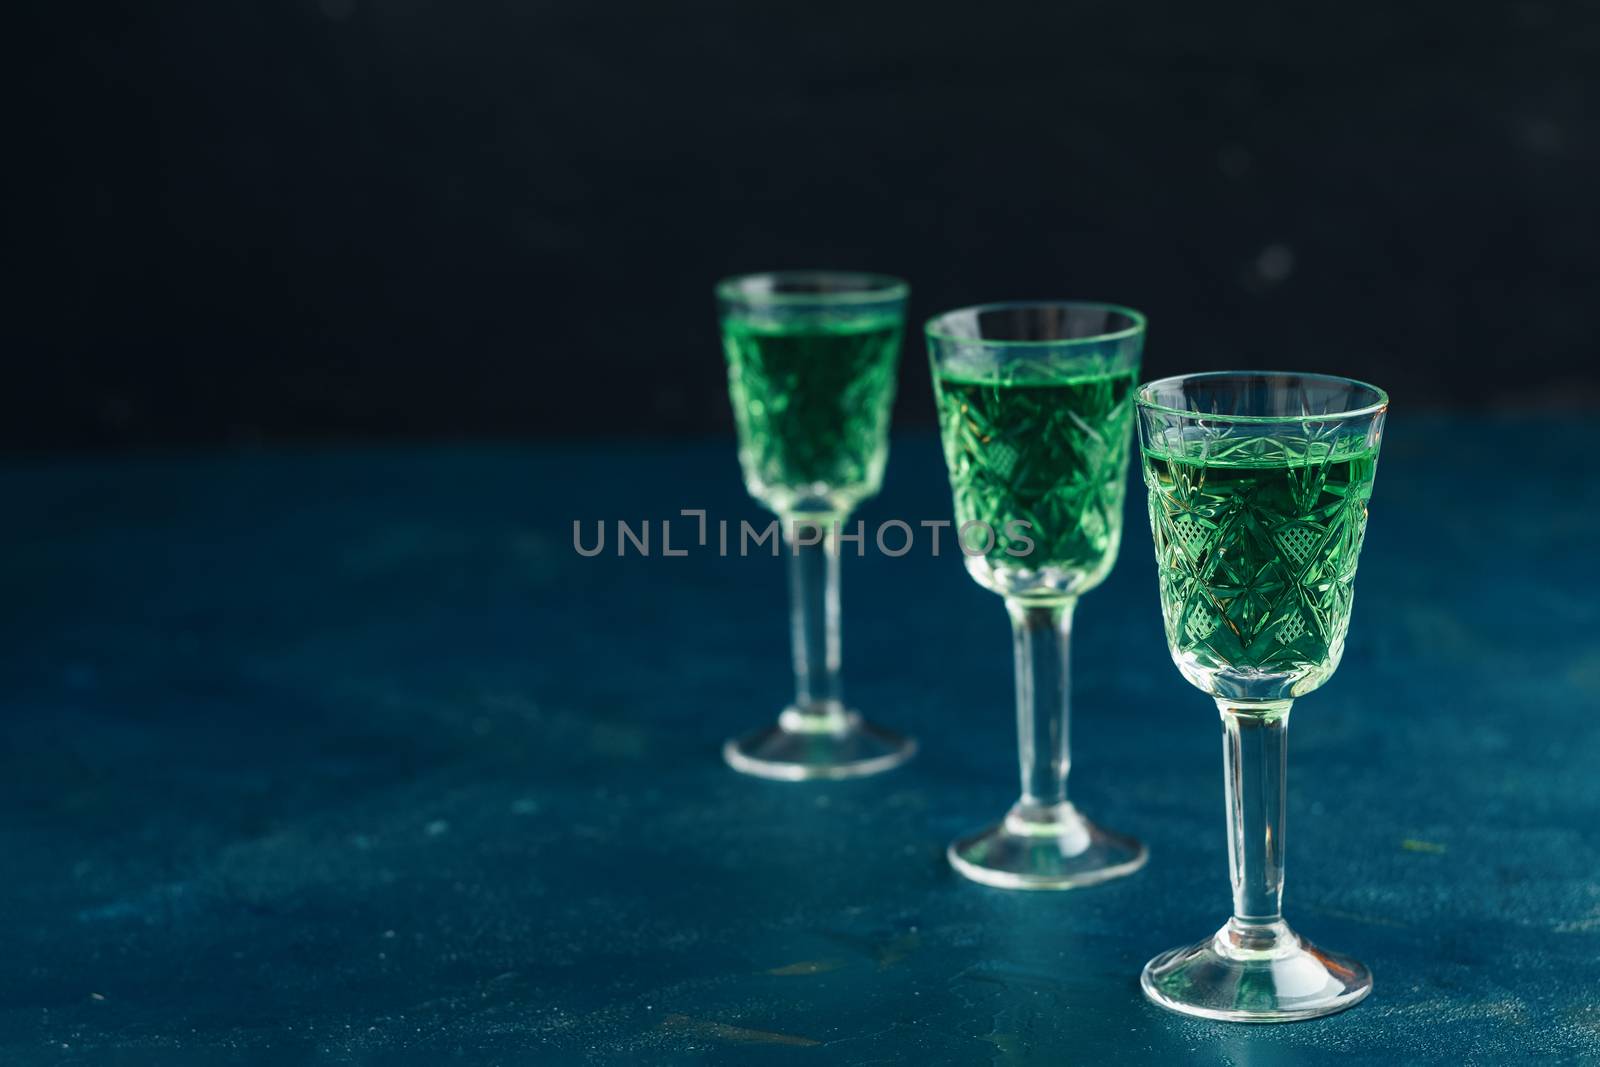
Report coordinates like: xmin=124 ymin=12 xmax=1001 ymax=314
xmin=1 ymin=419 xmax=1596 ymax=1062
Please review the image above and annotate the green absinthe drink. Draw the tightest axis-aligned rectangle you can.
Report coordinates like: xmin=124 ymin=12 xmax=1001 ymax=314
xmin=1142 ymin=433 xmax=1380 ymax=697
xmin=933 ymin=367 xmax=1137 ymax=599
xmin=715 ymin=272 xmax=916 ymax=783
xmin=924 ymin=302 xmax=1148 ymax=891
xmin=1133 ymin=372 xmax=1386 ymax=1023
xmin=723 ymin=310 xmax=902 ymax=516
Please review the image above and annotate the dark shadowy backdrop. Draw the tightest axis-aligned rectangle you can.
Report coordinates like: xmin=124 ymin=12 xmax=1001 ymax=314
xmin=12 ymin=0 xmax=1599 ymax=449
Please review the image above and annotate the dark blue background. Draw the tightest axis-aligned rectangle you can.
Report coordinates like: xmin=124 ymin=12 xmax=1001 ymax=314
xmin=8 ymin=3 xmax=1600 ymax=1060
xmin=3 ymin=423 xmax=1597 ymax=1060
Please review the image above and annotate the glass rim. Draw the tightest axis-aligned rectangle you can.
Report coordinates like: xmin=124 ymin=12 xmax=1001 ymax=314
xmin=1136 ymin=371 xmax=1390 ymax=423
xmin=924 ymin=300 xmax=1147 ymax=347
xmin=715 ymin=270 xmax=910 ymax=306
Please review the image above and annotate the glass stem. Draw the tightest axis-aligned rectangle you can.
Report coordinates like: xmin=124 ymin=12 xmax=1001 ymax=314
xmin=1008 ymin=599 xmax=1077 ymax=816
xmin=783 ymin=515 xmax=846 ymax=730
xmin=1218 ymin=700 xmax=1292 ymax=928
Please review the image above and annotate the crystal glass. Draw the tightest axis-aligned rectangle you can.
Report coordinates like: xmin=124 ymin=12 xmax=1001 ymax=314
xmin=926 ymin=301 xmax=1148 ymax=888
xmin=717 ymin=271 xmax=916 ymax=780
xmin=1135 ymin=371 xmax=1388 ymax=1022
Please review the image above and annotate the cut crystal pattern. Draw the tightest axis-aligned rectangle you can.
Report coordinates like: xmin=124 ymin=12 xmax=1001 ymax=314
xmin=1144 ymin=438 xmax=1377 ymax=684
xmin=936 ymin=370 xmax=1136 ymax=576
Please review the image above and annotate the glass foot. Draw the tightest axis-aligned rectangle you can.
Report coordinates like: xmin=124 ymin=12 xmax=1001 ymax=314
xmin=1141 ymin=919 xmax=1372 ymax=1023
xmin=947 ymin=801 xmax=1147 ymax=889
xmin=722 ymin=707 xmax=915 ymax=781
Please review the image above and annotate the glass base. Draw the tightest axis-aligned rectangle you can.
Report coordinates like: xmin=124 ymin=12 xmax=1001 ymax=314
xmin=1141 ymin=919 xmax=1373 ymax=1023
xmin=722 ymin=707 xmax=915 ymax=781
xmin=947 ymin=801 xmax=1147 ymax=889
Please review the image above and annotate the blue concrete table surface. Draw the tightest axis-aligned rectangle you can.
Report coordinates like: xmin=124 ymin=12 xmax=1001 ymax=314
xmin=1 ymin=416 xmax=1597 ymax=1064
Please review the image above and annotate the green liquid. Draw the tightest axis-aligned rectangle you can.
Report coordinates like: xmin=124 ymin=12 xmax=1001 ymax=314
xmin=1142 ymin=436 xmax=1380 ymax=692
xmin=723 ymin=313 xmax=901 ymax=515
xmin=933 ymin=368 xmax=1137 ymax=595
